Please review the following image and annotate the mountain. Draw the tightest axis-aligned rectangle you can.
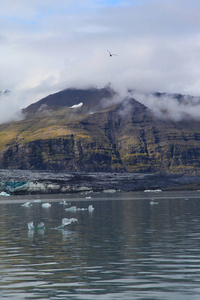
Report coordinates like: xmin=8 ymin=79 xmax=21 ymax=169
xmin=22 ymin=86 xmax=116 ymax=116
xmin=0 ymin=86 xmax=200 ymax=174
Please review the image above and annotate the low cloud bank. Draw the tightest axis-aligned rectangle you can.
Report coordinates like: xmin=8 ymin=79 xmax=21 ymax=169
xmin=1 ymin=85 xmax=200 ymax=124
xmin=130 ymin=91 xmax=200 ymax=121
xmin=0 ymin=92 xmax=24 ymax=124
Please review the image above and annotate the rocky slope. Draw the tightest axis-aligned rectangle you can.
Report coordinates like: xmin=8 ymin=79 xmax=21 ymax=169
xmin=0 ymin=86 xmax=200 ymax=175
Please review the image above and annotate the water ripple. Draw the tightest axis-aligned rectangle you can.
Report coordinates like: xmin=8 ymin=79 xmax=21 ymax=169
xmin=1 ymin=193 xmax=200 ymax=299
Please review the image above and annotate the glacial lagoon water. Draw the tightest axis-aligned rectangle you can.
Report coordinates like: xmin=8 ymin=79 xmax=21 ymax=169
xmin=1 ymin=190 xmax=200 ymax=299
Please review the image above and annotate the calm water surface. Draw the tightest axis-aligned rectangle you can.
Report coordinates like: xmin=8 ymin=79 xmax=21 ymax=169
xmin=1 ymin=191 xmax=200 ymax=299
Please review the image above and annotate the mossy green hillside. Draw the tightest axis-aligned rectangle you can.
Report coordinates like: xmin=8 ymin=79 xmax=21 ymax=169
xmin=0 ymin=93 xmax=200 ymax=174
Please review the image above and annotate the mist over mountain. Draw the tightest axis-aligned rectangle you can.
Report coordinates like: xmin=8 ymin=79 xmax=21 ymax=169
xmin=128 ymin=90 xmax=200 ymax=121
xmin=0 ymin=85 xmax=200 ymax=175
xmin=22 ymin=85 xmax=200 ymax=121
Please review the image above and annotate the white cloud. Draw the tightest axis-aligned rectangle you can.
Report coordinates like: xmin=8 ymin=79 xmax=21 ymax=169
xmin=0 ymin=0 xmax=200 ymax=122
xmin=131 ymin=91 xmax=200 ymax=121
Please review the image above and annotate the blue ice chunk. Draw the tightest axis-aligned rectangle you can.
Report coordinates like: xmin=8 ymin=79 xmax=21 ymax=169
xmin=0 ymin=191 xmax=10 ymax=196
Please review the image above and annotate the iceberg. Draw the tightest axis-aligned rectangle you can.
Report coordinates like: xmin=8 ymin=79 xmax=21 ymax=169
xmin=28 ymin=221 xmax=34 ymax=230
xmin=65 ymin=206 xmax=77 ymax=211
xmin=55 ymin=218 xmax=78 ymax=229
xmin=103 ymin=189 xmax=116 ymax=193
xmin=150 ymin=200 xmax=159 ymax=205
xmin=88 ymin=205 xmax=94 ymax=212
xmin=42 ymin=202 xmax=51 ymax=208
xmin=59 ymin=200 xmax=67 ymax=205
xmin=61 ymin=218 xmax=77 ymax=227
xmin=65 ymin=206 xmax=87 ymax=212
xmin=0 ymin=191 xmax=10 ymax=196
xmin=21 ymin=201 xmax=32 ymax=207
xmin=33 ymin=199 xmax=42 ymax=203
xmin=6 ymin=181 xmax=28 ymax=193
xmin=144 ymin=189 xmax=162 ymax=193
xmin=37 ymin=222 xmax=45 ymax=229
xmin=28 ymin=221 xmax=45 ymax=230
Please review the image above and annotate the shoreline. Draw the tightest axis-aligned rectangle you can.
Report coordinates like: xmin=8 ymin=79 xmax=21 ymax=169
xmin=0 ymin=189 xmax=200 ymax=204
xmin=0 ymin=170 xmax=200 ymax=195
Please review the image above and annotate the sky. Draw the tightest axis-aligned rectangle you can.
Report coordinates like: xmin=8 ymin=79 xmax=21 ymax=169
xmin=1 ymin=0 xmax=200 ymax=122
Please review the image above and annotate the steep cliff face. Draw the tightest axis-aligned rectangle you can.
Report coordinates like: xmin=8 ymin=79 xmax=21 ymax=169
xmin=0 ymin=136 xmax=123 ymax=172
xmin=0 ymin=87 xmax=200 ymax=174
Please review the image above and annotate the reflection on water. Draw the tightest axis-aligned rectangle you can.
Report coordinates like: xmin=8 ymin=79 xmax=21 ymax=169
xmin=0 ymin=191 xmax=200 ymax=299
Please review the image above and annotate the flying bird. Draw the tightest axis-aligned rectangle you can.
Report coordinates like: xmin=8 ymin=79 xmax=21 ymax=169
xmin=107 ymin=50 xmax=118 ymax=57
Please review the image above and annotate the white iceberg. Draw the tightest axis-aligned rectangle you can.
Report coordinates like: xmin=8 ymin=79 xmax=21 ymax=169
xmin=28 ymin=221 xmax=34 ymax=230
xmin=144 ymin=189 xmax=162 ymax=193
xmin=103 ymin=189 xmax=116 ymax=193
xmin=28 ymin=221 xmax=45 ymax=230
xmin=59 ymin=200 xmax=67 ymax=205
xmin=55 ymin=218 xmax=78 ymax=229
xmin=150 ymin=200 xmax=159 ymax=205
xmin=61 ymin=218 xmax=77 ymax=227
xmin=65 ymin=206 xmax=88 ymax=212
xmin=42 ymin=202 xmax=51 ymax=208
xmin=88 ymin=205 xmax=94 ymax=212
xmin=22 ymin=201 xmax=32 ymax=207
xmin=65 ymin=206 xmax=77 ymax=211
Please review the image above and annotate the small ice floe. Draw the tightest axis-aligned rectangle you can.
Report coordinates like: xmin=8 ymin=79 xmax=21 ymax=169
xmin=62 ymin=218 xmax=77 ymax=226
xmin=0 ymin=191 xmax=10 ymax=196
xmin=21 ymin=201 xmax=32 ymax=207
xmin=42 ymin=202 xmax=51 ymax=208
xmin=56 ymin=218 xmax=78 ymax=229
xmin=144 ymin=189 xmax=162 ymax=193
xmin=150 ymin=200 xmax=159 ymax=205
xmin=70 ymin=102 xmax=83 ymax=109
xmin=28 ymin=221 xmax=45 ymax=230
xmin=65 ymin=206 xmax=87 ymax=212
xmin=33 ymin=199 xmax=42 ymax=203
xmin=103 ymin=189 xmax=116 ymax=193
xmin=88 ymin=205 xmax=94 ymax=212
xmin=65 ymin=206 xmax=77 ymax=212
xmin=85 ymin=196 xmax=92 ymax=199
xmin=28 ymin=221 xmax=34 ymax=230
xmin=59 ymin=200 xmax=67 ymax=205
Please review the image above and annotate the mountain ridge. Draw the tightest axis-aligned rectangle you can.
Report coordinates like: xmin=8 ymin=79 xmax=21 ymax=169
xmin=0 ymin=86 xmax=200 ymax=174
xmin=22 ymin=86 xmax=116 ymax=117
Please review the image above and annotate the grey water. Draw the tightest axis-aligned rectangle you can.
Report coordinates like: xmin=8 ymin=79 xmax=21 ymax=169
xmin=1 ymin=191 xmax=200 ymax=300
